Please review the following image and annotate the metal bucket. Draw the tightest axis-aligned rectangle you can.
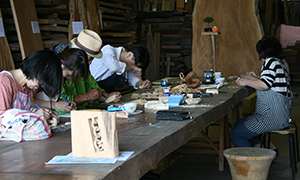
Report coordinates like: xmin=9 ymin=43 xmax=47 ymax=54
xmin=224 ymin=147 xmax=276 ymax=180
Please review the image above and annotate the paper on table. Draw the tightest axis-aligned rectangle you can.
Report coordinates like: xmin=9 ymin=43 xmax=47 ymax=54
xmin=45 ymin=151 xmax=134 ymax=165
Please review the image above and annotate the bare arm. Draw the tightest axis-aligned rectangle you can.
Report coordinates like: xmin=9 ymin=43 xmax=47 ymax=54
xmin=236 ymin=77 xmax=269 ymax=90
xmin=73 ymin=88 xmax=103 ymax=104
xmin=32 ymin=98 xmax=76 ymax=112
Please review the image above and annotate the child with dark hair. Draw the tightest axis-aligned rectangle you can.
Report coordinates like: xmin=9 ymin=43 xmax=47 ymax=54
xmin=230 ymin=37 xmax=292 ymax=147
xmin=0 ymin=50 xmax=62 ymax=120
xmin=89 ymin=43 xmax=152 ymax=93
xmin=57 ymin=48 xmax=121 ymax=113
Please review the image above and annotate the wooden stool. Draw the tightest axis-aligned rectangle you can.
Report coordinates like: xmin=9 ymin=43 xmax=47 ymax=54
xmin=261 ymin=126 xmax=299 ymax=180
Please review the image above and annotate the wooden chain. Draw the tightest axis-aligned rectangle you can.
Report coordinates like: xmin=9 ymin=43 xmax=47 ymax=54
xmin=90 ymin=117 xmax=104 ymax=152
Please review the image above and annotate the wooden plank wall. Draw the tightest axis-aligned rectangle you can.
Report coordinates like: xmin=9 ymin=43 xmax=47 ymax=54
xmin=192 ymin=0 xmax=263 ymax=78
xmin=0 ymin=8 xmax=15 ymax=71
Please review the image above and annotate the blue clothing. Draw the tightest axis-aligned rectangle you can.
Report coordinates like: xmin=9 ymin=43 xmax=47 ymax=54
xmin=230 ymin=117 xmax=260 ymax=147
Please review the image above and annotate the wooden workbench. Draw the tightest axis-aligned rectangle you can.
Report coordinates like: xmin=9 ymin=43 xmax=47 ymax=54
xmin=0 ymin=82 xmax=253 ymax=180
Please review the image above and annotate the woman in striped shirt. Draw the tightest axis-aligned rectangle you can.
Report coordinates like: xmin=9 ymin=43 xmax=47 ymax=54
xmin=230 ymin=37 xmax=292 ymax=147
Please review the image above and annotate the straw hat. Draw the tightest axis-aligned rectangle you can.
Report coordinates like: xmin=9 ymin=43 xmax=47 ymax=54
xmin=70 ymin=29 xmax=103 ymax=58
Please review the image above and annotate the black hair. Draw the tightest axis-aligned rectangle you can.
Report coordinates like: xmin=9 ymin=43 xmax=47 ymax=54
xmin=57 ymin=48 xmax=89 ymax=82
xmin=256 ymin=36 xmax=284 ymax=60
xmin=127 ymin=44 xmax=150 ymax=70
xmin=20 ymin=50 xmax=63 ymax=98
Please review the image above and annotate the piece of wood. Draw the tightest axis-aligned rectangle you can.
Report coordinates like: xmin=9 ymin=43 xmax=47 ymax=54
xmin=10 ymin=0 xmax=44 ymax=59
xmin=242 ymin=91 xmax=257 ymax=115
xmin=0 ymin=8 xmax=15 ymax=71
xmin=38 ymin=19 xmax=69 ymax=25
xmin=98 ymin=1 xmax=133 ymax=11
xmin=86 ymin=0 xmax=100 ymax=35
xmin=192 ymin=0 xmax=263 ymax=77
xmin=71 ymin=110 xmax=119 ymax=158
xmin=39 ymin=25 xmax=69 ymax=32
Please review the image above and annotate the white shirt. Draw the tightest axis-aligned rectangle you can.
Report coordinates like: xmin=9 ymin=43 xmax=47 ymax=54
xmin=89 ymin=45 xmax=140 ymax=89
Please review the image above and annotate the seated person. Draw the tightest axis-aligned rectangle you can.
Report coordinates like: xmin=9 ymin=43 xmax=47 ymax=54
xmin=71 ymin=30 xmax=151 ymax=93
xmin=0 ymin=50 xmax=62 ymax=121
xmin=56 ymin=48 xmax=121 ymax=114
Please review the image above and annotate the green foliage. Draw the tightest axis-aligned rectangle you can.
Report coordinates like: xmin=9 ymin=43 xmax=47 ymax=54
xmin=203 ymin=16 xmax=214 ymax=23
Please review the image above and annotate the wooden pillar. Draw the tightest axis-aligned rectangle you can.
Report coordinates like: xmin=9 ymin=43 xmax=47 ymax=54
xmin=154 ymin=32 xmax=161 ymax=80
xmin=10 ymin=0 xmax=43 ymax=59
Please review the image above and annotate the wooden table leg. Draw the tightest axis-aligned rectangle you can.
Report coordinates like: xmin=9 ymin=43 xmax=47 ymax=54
xmin=219 ymin=116 xmax=224 ymax=171
xmin=231 ymin=104 xmax=240 ymax=126
xmin=224 ymin=114 xmax=230 ymax=149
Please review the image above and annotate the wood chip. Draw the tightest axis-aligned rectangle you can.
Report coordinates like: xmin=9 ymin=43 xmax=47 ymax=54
xmin=105 ymin=95 xmax=116 ymax=103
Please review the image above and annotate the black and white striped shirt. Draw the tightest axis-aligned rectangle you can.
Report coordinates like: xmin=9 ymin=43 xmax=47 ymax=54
xmin=260 ymin=57 xmax=291 ymax=97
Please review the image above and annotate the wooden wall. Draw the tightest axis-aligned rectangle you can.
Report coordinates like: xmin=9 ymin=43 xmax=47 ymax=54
xmin=192 ymin=0 xmax=263 ymax=77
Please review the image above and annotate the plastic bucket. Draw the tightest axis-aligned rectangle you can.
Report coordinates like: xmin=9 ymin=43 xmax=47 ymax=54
xmin=224 ymin=147 xmax=276 ymax=180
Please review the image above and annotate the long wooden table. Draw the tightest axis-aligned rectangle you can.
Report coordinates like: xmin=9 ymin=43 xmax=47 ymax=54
xmin=0 ymin=82 xmax=253 ymax=180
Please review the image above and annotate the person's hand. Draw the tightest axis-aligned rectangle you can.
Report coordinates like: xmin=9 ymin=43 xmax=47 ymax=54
xmin=55 ymin=100 xmax=77 ymax=112
xmin=236 ymin=77 xmax=247 ymax=87
xmin=87 ymin=88 xmax=103 ymax=101
xmin=109 ymin=92 xmax=122 ymax=102
xmin=141 ymin=79 xmax=152 ymax=88
xmin=50 ymin=111 xmax=60 ymax=122
xmin=246 ymin=71 xmax=259 ymax=79
xmin=132 ymin=66 xmax=142 ymax=78
xmin=35 ymin=108 xmax=52 ymax=120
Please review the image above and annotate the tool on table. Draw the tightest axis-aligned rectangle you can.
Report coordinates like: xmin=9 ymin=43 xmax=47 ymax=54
xmin=157 ymin=110 xmax=190 ymax=116
xmin=192 ymin=93 xmax=213 ymax=98
xmin=156 ymin=115 xmax=192 ymax=121
xmin=156 ymin=110 xmax=192 ymax=121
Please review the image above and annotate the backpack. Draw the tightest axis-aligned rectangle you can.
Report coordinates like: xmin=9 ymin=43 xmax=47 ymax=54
xmin=0 ymin=109 xmax=51 ymax=142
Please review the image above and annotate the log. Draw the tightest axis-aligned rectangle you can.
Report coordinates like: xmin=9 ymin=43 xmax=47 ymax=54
xmin=192 ymin=0 xmax=263 ymax=77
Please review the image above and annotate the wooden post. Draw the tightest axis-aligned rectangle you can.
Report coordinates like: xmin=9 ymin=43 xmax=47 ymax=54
xmin=201 ymin=32 xmax=218 ymax=71
xmin=10 ymin=0 xmax=44 ymax=59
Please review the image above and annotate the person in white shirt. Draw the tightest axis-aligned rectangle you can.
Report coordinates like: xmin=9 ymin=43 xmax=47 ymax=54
xmin=90 ymin=44 xmax=152 ymax=93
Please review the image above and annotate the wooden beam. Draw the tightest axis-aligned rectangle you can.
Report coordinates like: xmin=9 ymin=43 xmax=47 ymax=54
xmin=10 ymin=0 xmax=44 ymax=58
xmin=38 ymin=19 xmax=69 ymax=25
xmin=98 ymin=1 xmax=133 ymax=11
xmin=39 ymin=25 xmax=69 ymax=32
xmin=100 ymin=31 xmax=136 ymax=38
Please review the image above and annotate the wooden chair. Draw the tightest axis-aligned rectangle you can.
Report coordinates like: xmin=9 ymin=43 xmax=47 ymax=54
xmin=261 ymin=124 xmax=299 ymax=180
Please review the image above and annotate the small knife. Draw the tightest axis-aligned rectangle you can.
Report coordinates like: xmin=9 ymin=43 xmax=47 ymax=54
xmin=193 ymin=93 xmax=212 ymax=98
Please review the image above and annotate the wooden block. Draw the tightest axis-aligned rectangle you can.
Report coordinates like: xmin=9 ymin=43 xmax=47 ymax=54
xmin=71 ymin=110 xmax=119 ymax=158
xmin=242 ymin=92 xmax=257 ymax=115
